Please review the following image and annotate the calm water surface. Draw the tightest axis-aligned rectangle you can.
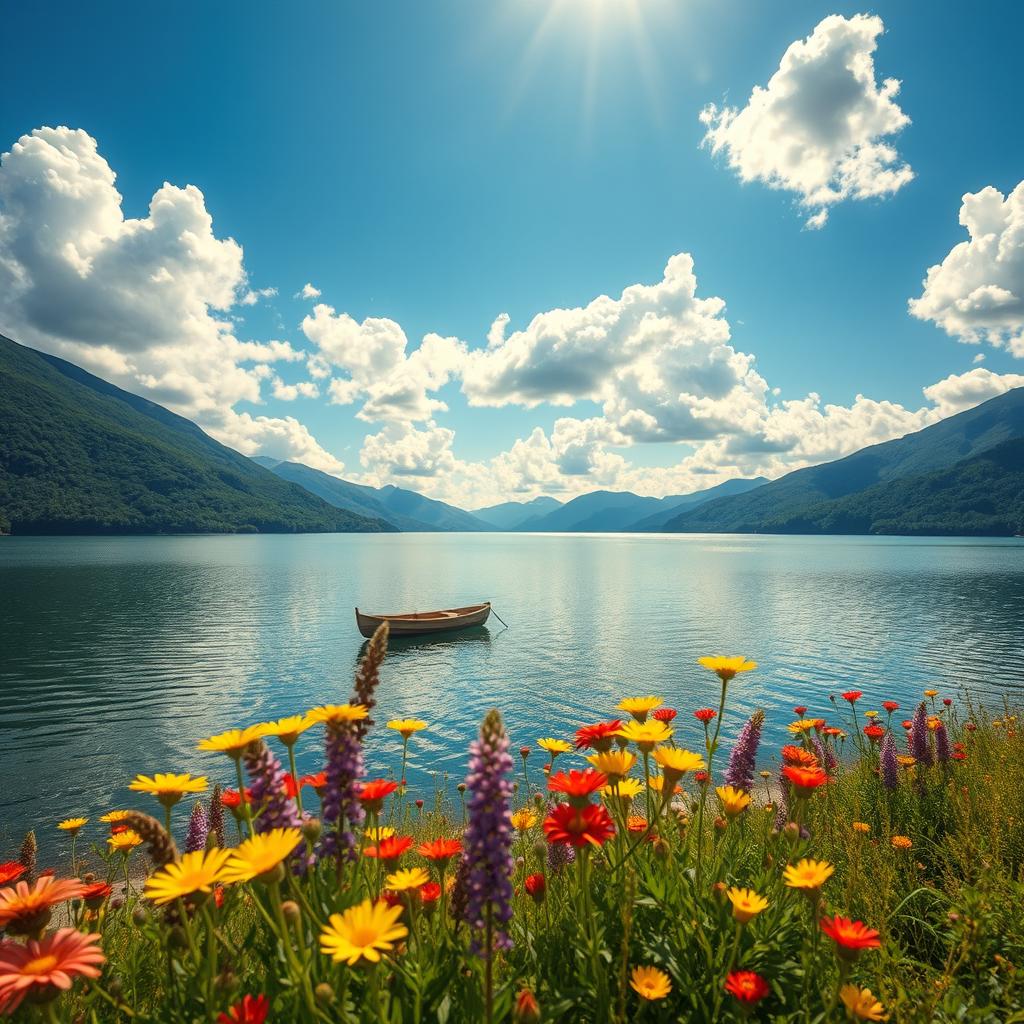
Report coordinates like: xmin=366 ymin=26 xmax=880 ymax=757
xmin=2 ymin=532 xmax=1023 ymax=858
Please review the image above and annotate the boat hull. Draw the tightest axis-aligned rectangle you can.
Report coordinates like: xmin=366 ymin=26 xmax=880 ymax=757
xmin=355 ymin=603 xmax=491 ymax=639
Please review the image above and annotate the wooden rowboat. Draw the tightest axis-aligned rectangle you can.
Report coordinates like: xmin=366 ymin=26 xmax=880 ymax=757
xmin=355 ymin=602 xmax=491 ymax=639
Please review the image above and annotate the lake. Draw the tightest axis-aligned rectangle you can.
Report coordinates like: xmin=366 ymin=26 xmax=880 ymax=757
xmin=2 ymin=532 xmax=1023 ymax=860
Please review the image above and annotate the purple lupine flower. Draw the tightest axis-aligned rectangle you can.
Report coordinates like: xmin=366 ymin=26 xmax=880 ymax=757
xmin=184 ymin=800 xmax=209 ymax=853
xmin=724 ymin=710 xmax=764 ymax=793
xmin=208 ymin=785 xmax=226 ymax=848
xmin=244 ymin=740 xmax=303 ymax=833
xmin=880 ymin=731 xmax=899 ymax=790
xmin=318 ymin=722 xmax=365 ymax=862
xmin=935 ymin=722 xmax=951 ymax=764
xmin=547 ymin=834 xmax=576 ymax=874
xmin=773 ymin=765 xmax=788 ymax=831
xmin=910 ymin=702 xmax=933 ymax=766
xmin=463 ymin=709 xmax=515 ymax=956
xmin=812 ymin=737 xmax=838 ymax=774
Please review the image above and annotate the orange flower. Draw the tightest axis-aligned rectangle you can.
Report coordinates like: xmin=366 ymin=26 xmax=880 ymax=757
xmin=724 ymin=970 xmax=770 ymax=1004
xmin=0 ymin=864 xmax=24 ymax=887
xmin=543 ymin=803 xmax=615 ymax=848
xmin=0 ymin=877 xmax=85 ymax=935
xmin=359 ymin=779 xmax=399 ymax=812
xmin=363 ymin=836 xmax=414 ymax=862
xmin=416 ymin=838 xmax=462 ymax=863
xmin=781 ymin=765 xmax=830 ymax=797
xmin=0 ymin=928 xmax=104 ymax=1016
xmin=574 ymin=721 xmax=623 ymax=751
xmin=547 ymin=769 xmax=608 ymax=806
xmin=780 ymin=745 xmax=819 ymax=768
xmin=820 ymin=915 xmax=881 ymax=960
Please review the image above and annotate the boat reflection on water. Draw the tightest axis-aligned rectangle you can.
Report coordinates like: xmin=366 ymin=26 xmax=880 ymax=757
xmin=356 ymin=624 xmax=496 ymax=660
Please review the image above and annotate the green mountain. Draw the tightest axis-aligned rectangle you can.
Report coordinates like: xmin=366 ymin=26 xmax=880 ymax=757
xmin=0 ymin=334 xmax=394 ymax=535
xmin=471 ymin=496 xmax=564 ymax=530
xmin=254 ymin=458 xmax=490 ymax=531
xmin=665 ymin=388 xmax=1024 ymax=535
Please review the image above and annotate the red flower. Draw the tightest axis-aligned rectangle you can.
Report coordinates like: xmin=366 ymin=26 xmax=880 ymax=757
xmin=882 ymin=701 xmax=900 ymax=712
xmin=513 ymin=989 xmax=541 ymax=1024
xmin=965 ymin=722 xmax=977 ymax=732
xmin=217 ymin=993 xmax=269 ymax=1024
xmin=781 ymin=745 xmax=819 ymax=768
xmin=520 ymin=746 xmax=531 ymax=758
xmin=380 ymin=889 xmax=402 ymax=908
xmin=841 ymin=690 xmax=863 ymax=704
xmin=543 ymin=803 xmax=615 ymax=848
xmin=943 ymin=698 xmax=952 ymax=707
xmin=359 ymin=779 xmax=399 ymax=810
xmin=283 ymin=774 xmax=299 ymax=799
xmin=574 ymin=721 xmax=623 ymax=751
xmin=547 ymin=769 xmax=607 ymax=805
xmin=793 ymin=705 xmax=808 ymax=716
xmin=363 ymin=836 xmax=413 ymax=862
xmin=416 ymin=838 xmax=462 ymax=863
xmin=213 ymin=885 xmax=225 ymax=909
xmin=415 ymin=799 xmax=424 ymax=809
xmin=693 ymin=708 xmax=718 ymax=723
xmin=0 ymin=863 xmax=25 ymax=886
xmin=302 ymin=771 xmax=327 ymax=791
xmin=901 ymin=720 xmax=913 ymax=730
xmin=220 ymin=788 xmax=254 ymax=809
xmin=80 ymin=882 xmax=113 ymax=908
xmin=420 ymin=882 xmax=441 ymax=904
xmin=821 ymin=726 xmax=844 ymax=738
xmin=524 ymin=873 xmax=546 ymax=900
xmin=724 ymin=970 xmax=770 ymax=1003
xmin=652 ymin=708 xmax=678 ymax=723
xmin=863 ymin=724 xmax=885 ymax=742
xmin=819 ymin=915 xmax=881 ymax=960
xmin=952 ymin=751 xmax=968 ymax=761
xmin=110 ymin=824 xmax=130 ymax=835
xmin=781 ymin=765 xmax=830 ymax=797
xmin=694 ymin=770 xmax=709 ymax=784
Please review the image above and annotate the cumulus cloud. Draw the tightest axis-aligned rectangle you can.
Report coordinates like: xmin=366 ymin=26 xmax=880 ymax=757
xmin=922 ymin=367 xmax=1024 ymax=416
xmin=359 ymin=422 xmax=458 ymax=481
xmin=240 ymin=286 xmax=277 ymax=306
xmin=462 ymin=253 xmax=767 ymax=443
xmin=909 ymin=181 xmax=1024 ymax=354
xmin=699 ymin=13 xmax=913 ymax=228
xmin=297 ymin=282 xmax=321 ymax=299
xmin=271 ymin=377 xmax=320 ymax=401
xmin=301 ymin=304 xmax=466 ymax=422
xmin=0 ymin=126 xmax=344 ymax=471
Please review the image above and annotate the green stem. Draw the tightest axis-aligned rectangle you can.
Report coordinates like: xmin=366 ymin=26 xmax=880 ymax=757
xmin=287 ymin=745 xmax=303 ymax=815
xmin=233 ymin=759 xmax=254 ymax=838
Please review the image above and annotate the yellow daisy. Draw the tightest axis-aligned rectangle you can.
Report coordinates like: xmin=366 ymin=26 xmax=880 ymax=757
xmin=365 ymin=826 xmax=395 ymax=841
xmin=129 ymin=773 xmax=207 ymax=805
xmin=100 ymin=810 xmax=131 ymax=823
xmin=698 ymin=655 xmax=757 ymax=682
xmin=510 ymin=809 xmax=538 ymax=832
xmin=306 ymin=704 xmax=369 ymax=726
xmin=603 ymin=778 xmax=644 ymax=803
xmin=197 ymin=725 xmax=268 ymax=758
xmin=320 ymin=898 xmax=408 ymax=965
xmin=783 ymin=858 xmax=834 ymax=893
xmin=840 ymin=984 xmax=887 ymax=1021
xmin=652 ymin=747 xmax=706 ymax=787
xmin=385 ymin=867 xmax=430 ymax=892
xmin=107 ymin=830 xmax=142 ymax=852
xmin=586 ymin=750 xmax=637 ymax=780
xmin=787 ymin=719 xmax=818 ymax=735
xmin=630 ymin=965 xmax=672 ymax=1001
xmin=144 ymin=849 xmax=232 ymax=905
xmin=57 ymin=818 xmax=88 ymax=834
xmin=727 ymin=886 xmax=768 ymax=924
xmin=221 ymin=828 xmax=304 ymax=884
xmin=616 ymin=720 xmax=673 ymax=751
xmin=257 ymin=715 xmax=313 ymax=746
xmin=617 ymin=696 xmax=662 ymax=723
xmin=387 ymin=719 xmax=428 ymax=739
xmin=852 ymin=821 xmax=871 ymax=835
xmin=716 ymin=785 xmax=752 ymax=818
xmin=537 ymin=738 xmax=572 ymax=757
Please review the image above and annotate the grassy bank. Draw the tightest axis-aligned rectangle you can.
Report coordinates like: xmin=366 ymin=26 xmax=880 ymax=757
xmin=1 ymin=631 xmax=1021 ymax=1022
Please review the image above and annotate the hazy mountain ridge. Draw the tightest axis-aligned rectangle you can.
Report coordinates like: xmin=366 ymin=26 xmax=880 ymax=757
xmin=0 ymin=334 xmax=393 ymax=535
xmin=665 ymin=388 xmax=1024 ymax=535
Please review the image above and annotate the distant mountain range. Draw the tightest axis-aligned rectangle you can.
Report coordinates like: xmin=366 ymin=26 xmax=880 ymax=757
xmin=253 ymin=458 xmax=488 ymax=532
xmin=3 ymin=333 xmax=1022 ymax=537
xmin=665 ymin=387 xmax=1024 ymax=535
xmin=0 ymin=334 xmax=393 ymax=535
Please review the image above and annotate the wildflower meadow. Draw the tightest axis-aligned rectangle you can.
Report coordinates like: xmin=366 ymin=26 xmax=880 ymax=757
xmin=1 ymin=626 xmax=1022 ymax=1022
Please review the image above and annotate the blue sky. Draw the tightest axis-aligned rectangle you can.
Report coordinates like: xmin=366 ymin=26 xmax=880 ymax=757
xmin=2 ymin=1 xmax=1023 ymax=506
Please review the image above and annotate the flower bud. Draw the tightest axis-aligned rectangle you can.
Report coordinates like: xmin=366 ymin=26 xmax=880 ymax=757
xmin=415 ymin=799 xmax=424 ymax=809
xmin=513 ymin=988 xmax=541 ymax=1024
xmin=107 ymin=976 xmax=124 ymax=999
xmin=83 ymin=872 xmax=96 ymax=883
xmin=532 ymin=792 xmax=544 ymax=808
xmin=714 ymin=816 xmax=727 ymax=833
xmin=783 ymin=821 xmax=800 ymax=844
xmin=532 ymin=838 xmax=547 ymax=865
xmin=301 ymin=817 xmax=322 ymax=842
xmin=282 ymin=900 xmax=301 ymax=926
xmin=457 ymin=783 xmax=466 ymax=793
xmin=315 ymin=983 xmax=335 ymax=1007
xmin=132 ymin=905 xmax=149 ymax=927
xmin=652 ymin=836 xmax=670 ymax=861
xmin=215 ymin=968 xmax=237 ymax=993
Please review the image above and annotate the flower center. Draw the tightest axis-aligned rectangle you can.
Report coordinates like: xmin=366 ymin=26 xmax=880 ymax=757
xmin=22 ymin=954 xmax=59 ymax=976
xmin=351 ymin=926 xmax=380 ymax=947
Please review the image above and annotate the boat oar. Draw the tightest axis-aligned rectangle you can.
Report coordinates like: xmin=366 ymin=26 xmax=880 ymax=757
xmin=490 ymin=606 xmax=509 ymax=629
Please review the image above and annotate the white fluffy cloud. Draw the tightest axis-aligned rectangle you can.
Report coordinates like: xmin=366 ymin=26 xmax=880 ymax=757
xmin=360 ymin=423 xmax=458 ymax=481
xmin=463 ymin=253 xmax=768 ymax=442
xmin=298 ymin=282 xmax=321 ymax=299
xmin=0 ymin=126 xmax=346 ymax=472
xmin=700 ymin=13 xmax=913 ymax=228
xmin=271 ymin=376 xmax=320 ymax=401
xmin=909 ymin=181 xmax=1024 ymax=354
xmin=240 ymin=286 xmax=277 ymax=306
xmin=922 ymin=367 xmax=1024 ymax=416
xmin=301 ymin=304 xmax=466 ymax=422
